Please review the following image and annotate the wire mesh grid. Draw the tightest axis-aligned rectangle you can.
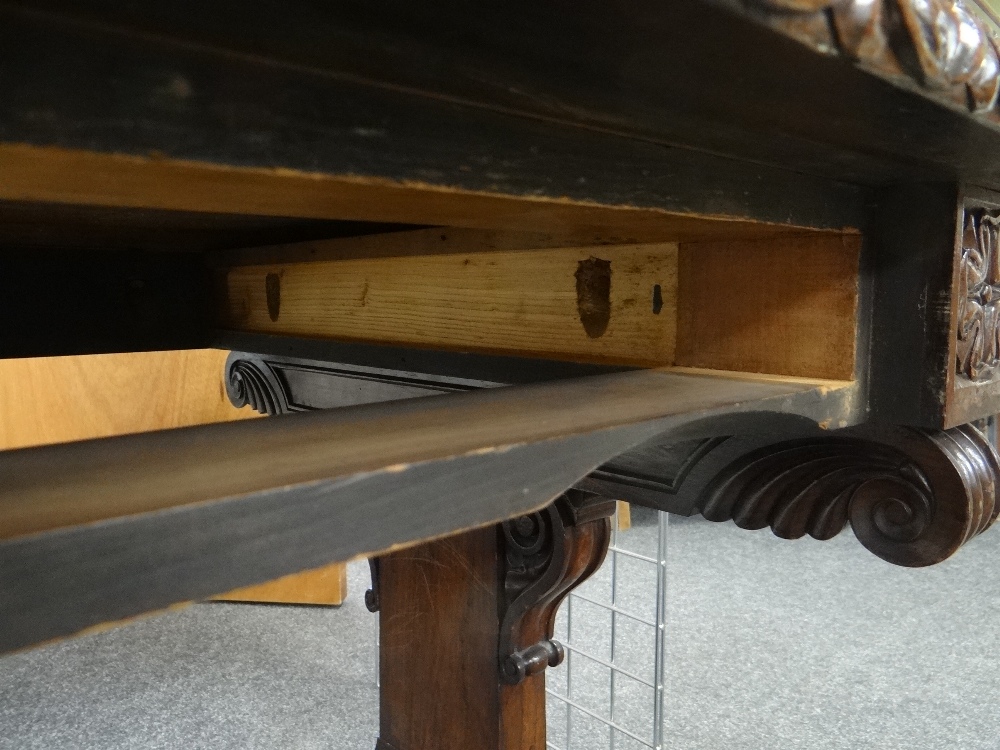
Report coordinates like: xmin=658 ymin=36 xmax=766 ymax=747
xmin=546 ymin=508 xmax=669 ymax=750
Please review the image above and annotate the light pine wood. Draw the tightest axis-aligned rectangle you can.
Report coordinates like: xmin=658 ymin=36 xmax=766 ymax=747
xmin=0 ymin=144 xmax=819 ymax=241
xmin=222 ymin=242 xmax=679 ymax=366
xmin=0 ymin=350 xmax=348 ymax=605
xmin=221 ymin=230 xmax=861 ymax=378
xmin=675 ymin=234 xmax=861 ymax=380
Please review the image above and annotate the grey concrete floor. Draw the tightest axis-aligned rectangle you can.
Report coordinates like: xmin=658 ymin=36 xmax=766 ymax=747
xmin=1 ymin=511 xmax=998 ymax=749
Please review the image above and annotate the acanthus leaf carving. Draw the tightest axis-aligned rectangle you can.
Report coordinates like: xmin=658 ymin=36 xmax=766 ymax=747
xmin=957 ymin=208 xmax=1000 ymax=381
xmin=751 ymin=0 xmax=1000 ymax=114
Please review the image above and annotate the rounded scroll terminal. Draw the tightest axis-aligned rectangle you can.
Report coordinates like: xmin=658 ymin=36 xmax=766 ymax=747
xmin=224 ymin=354 xmax=290 ymax=416
xmin=696 ymin=425 xmax=1000 ymax=567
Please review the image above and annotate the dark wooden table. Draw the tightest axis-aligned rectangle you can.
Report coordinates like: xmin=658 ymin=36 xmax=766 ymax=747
xmin=2 ymin=1 xmax=1000 ymax=747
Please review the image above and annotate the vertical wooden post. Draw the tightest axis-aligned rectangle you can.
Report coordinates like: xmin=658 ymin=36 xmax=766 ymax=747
xmin=374 ymin=492 xmax=615 ymax=750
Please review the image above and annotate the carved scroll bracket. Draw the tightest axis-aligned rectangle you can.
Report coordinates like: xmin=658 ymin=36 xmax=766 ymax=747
xmin=225 ymin=354 xmax=291 ymax=416
xmin=692 ymin=424 xmax=1000 ymax=567
xmin=498 ymin=490 xmax=615 ymax=685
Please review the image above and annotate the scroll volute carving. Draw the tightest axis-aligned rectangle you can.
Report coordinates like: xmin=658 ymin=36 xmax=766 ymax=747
xmin=225 ymin=354 xmax=291 ymax=416
xmin=696 ymin=425 xmax=1000 ymax=567
xmin=498 ymin=491 xmax=615 ymax=684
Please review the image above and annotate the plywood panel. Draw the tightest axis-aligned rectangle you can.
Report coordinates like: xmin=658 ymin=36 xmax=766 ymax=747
xmin=675 ymin=234 xmax=860 ymax=380
xmin=0 ymin=350 xmax=255 ymax=449
xmin=222 ymin=243 xmax=679 ymax=366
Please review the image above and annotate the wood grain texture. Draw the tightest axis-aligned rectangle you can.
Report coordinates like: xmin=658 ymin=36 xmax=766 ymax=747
xmin=379 ymin=495 xmax=612 ymax=749
xmin=675 ymin=234 xmax=861 ymax=380
xmin=23 ymin=0 xmax=1000 ymax=191
xmin=222 ymin=242 xmax=678 ymax=366
xmin=0 ymin=350 xmax=254 ymax=449
xmin=0 ymin=1 xmax=871 ymax=238
xmin=0 ymin=368 xmax=858 ymax=543
xmin=500 ymin=676 xmax=546 ymax=750
xmin=0 ymin=143 xmax=831 ymax=243
xmin=379 ymin=528 xmax=503 ymax=749
xmin=0 ymin=370 xmax=859 ymax=653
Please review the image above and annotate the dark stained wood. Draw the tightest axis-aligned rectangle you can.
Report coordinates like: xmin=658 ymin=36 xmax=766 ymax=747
xmin=704 ymin=424 xmax=1000 ymax=567
xmin=945 ymin=188 xmax=1000 ymax=424
xmin=0 ymin=368 xmax=857 ymax=542
xmin=378 ymin=528 xmax=503 ymax=750
xmin=868 ymin=184 xmax=962 ymax=428
xmin=222 ymin=348 xmax=1000 ymax=569
xmin=0 ymin=431 xmax=632 ymax=655
xmin=377 ymin=492 xmax=614 ymax=750
xmin=218 ymin=332 xmax=635 ymax=386
xmin=0 ymin=5 xmax=869 ymax=237
xmin=0 ymin=369 xmax=857 ymax=653
xmin=860 ymin=183 xmax=1000 ymax=428
xmin=498 ymin=493 xmax=615 ymax=685
xmin=588 ymin=421 xmax=1000 ymax=568
xmin=742 ymin=0 xmax=1000 ymax=118
xmin=16 ymin=0 xmax=1000 ymax=190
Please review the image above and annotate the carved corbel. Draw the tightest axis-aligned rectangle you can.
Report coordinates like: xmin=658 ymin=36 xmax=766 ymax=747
xmin=498 ymin=490 xmax=616 ymax=684
xmin=693 ymin=424 xmax=1000 ymax=567
xmin=584 ymin=423 xmax=999 ymax=567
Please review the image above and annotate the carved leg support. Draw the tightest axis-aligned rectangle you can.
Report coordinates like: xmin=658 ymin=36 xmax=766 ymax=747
xmin=375 ymin=491 xmax=614 ymax=750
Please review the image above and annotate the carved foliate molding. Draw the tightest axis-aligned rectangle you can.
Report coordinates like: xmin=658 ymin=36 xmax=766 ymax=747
xmin=498 ymin=490 xmax=615 ymax=685
xmin=957 ymin=208 xmax=1000 ymax=381
xmin=751 ymin=0 xmax=1000 ymax=114
xmin=694 ymin=424 xmax=1000 ymax=566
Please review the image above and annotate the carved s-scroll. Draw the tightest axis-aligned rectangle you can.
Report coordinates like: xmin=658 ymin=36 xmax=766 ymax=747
xmin=695 ymin=425 xmax=1000 ymax=566
xmin=498 ymin=491 xmax=615 ymax=684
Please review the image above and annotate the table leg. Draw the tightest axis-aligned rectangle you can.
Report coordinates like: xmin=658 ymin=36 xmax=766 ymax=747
xmin=374 ymin=491 xmax=615 ymax=750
